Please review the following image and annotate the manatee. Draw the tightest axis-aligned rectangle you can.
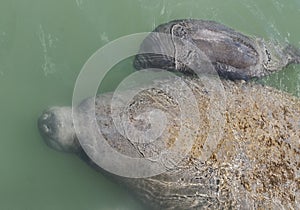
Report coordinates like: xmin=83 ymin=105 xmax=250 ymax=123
xmin=134 ymin=19 xmax=300 ymax=80
xmin=38 ymin=77 xmax=300 ymax=209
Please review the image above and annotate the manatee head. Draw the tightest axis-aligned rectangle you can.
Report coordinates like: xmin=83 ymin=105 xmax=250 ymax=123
xmin=38 ymin=107 xmax=81 ymax=153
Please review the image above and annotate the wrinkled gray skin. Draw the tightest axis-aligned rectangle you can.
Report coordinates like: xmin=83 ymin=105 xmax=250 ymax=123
xmin=134 ymin=19 xmax=300 ymax=80
xmin=38 ymin=77 xmax=300 ymax=209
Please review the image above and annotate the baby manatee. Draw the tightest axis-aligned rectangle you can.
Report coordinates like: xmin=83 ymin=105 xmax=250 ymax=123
xmin=134 ymin=19 xmax=300 ymax=80
xmin=38 ymin=77 xmax=300 ymax=209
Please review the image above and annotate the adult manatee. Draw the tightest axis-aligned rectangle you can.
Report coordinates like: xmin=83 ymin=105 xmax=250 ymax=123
xmin=134 ymin=19 xmax=300 ymax=80
xmin=38 ymin=77 xmax=300 ymax=209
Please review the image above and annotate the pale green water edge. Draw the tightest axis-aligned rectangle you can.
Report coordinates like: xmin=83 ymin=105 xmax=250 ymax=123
xmin=0 ymin=0 xmax=299 ymax=209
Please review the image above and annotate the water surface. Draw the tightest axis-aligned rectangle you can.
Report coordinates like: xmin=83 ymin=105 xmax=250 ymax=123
xmin=0 ymin=0 xmax=299 ymax=209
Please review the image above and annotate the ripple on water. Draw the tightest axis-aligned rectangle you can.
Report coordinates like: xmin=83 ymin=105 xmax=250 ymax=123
xmin=38 ymin=24 xmax=58 ymax=76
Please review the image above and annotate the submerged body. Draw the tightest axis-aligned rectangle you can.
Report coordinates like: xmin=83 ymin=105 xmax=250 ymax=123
xmin=38 ymin=77 xmax=300 ymax=209
xmin=134 ymin=19 xmax=300 ymax=80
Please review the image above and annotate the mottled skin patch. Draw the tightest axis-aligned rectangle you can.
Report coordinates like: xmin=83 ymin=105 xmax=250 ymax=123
xmin=38 ymin=77 xmax=300 ymax=209
xmin=134 ymin=19 xmax=300 ymax=80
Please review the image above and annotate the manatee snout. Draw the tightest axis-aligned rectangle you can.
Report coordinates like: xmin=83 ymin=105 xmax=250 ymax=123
xmin=38 ymin=107 xmax=80 ymax=153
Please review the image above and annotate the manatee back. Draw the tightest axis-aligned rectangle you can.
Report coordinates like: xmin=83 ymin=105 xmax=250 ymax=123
xmin=75 ymin=77 xmax=300 ymax=209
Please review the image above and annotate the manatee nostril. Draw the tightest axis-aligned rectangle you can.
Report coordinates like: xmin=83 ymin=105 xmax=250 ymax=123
xmin=41 ymin=112 xmax=50 ymax=120
xmin=42 ymin=123 xmax=51 ymax=133
xmin=38 ymin=110 xmax=56 ymax=138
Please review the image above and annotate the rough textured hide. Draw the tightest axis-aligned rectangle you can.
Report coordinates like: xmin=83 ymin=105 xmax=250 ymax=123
xmin=38 ymin=77 xmax=300 ymax=209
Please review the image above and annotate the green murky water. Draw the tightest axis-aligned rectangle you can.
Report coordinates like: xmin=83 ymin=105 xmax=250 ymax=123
xmin=0 ymin=0 xmax=299 ymax=209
